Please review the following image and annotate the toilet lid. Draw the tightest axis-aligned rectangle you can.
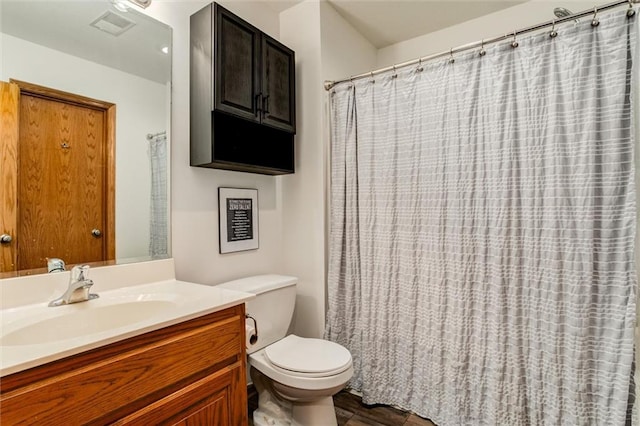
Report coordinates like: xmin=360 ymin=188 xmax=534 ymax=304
xmin=264 ymin=335 xmax=352 ymax=374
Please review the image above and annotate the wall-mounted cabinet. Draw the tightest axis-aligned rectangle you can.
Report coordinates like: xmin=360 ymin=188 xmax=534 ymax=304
xmin=191 ymin=3 xmax=296 ymax=175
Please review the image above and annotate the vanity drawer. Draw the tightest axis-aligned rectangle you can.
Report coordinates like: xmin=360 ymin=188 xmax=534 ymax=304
xmin=112 ymin=361 xmax=245 ymax=425
xmin=0 ymin=304 xmax=246 ymax=425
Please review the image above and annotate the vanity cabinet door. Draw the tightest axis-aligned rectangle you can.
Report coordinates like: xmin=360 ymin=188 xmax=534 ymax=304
xmin=214 ymin=4 xmax=261 ymax=123
xmin=113 ymin=362 xmax=246 ymax=426
xmin=261 ymin=34 xmax=295 ymax=133
xmin=0 ymin=305 xmax=247 ymax=426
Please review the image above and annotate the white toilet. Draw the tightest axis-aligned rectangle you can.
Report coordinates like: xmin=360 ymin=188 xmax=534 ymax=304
xmin=218 ymin=275 xmax=353 ymax=426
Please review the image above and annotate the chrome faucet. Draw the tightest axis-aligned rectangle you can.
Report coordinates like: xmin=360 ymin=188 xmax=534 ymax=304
xmin=48 ymin=264 xmax=99 ymax=307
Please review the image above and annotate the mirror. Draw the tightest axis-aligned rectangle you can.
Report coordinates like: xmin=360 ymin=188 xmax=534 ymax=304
xmin=0 ymin=0 xmax=172 ymax=276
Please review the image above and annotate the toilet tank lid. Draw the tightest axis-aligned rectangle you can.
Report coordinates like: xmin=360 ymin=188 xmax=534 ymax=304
xmin=216 ymin=274 xmax=297 ymax=295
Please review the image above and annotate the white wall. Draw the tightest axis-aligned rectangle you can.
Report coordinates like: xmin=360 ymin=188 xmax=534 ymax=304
xmin=279 ymin=0 xmax=325 ymax=338
xmin=320 ymin=2 xmax=377 ymax=83
xmin=377 ymin=0 xmax=593 ymax=68
xmin=144 ymin=1 xmax=285 ymax=286
xmin=0 ymin=33 xmax=166 ymax=262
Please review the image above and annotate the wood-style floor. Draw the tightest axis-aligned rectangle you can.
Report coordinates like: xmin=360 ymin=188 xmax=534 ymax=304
xmin=333 ymin=391 xmax=436 ymax=426
xmin=248 ymin=387 xmax=437 ymax=426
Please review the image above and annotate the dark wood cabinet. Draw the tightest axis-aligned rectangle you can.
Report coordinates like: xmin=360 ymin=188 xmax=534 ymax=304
xmin=191 ymin=3 xmax=296 ymax=175
xmin=261 ymin=34 xmax=296 ymax=132
xmin=214 ymin=6 xmax=260 ymax=123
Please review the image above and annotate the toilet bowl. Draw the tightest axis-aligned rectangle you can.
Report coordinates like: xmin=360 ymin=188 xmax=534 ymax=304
xmin=250 ymin=335 xmax=353 ymax=425
xmin=217 ymin=275 xmax=353 ymax=426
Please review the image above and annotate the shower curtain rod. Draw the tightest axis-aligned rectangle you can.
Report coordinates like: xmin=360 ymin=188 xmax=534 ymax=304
xmin=323 ymin=0 xmax=638 ymax=91
xmin=146 ymin=131 xmax=166 ymax=140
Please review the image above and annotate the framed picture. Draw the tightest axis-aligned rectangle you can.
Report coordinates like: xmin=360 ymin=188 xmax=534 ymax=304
xmin=218 ymin=187 xmax=259 ymax=254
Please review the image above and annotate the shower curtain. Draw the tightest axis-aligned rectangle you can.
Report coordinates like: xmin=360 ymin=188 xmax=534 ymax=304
xmin=326 ymin=10 xmax=637 ymax=425
xmin=148 ymin=133 xmax=168 ymax=259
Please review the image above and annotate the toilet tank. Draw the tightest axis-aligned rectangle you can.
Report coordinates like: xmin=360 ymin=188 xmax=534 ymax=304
xmin=217 ymin=275 xmax=297 ymax=353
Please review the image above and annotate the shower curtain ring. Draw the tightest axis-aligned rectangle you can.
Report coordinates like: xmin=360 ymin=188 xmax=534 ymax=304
xmin=550 ymin=19 xmax=558 ymax=38
xmin=591 ymin=7 xmax=600 ymax=26
xmin=392 ymin=65 xmax=397 ymax=78
xmin=627 ymin=0 xmax=636 ymax=17
xmin=370 ymin=71 xmax=375 ymax=83
xmin=417 ymin=58 xmax=424 ymax=72
xmin=479 ymin=40 xmax=486 ymax=56
xmin=511 ymin=31 xmax=519 ymax=48
xmin=448 ymin=48 xmax=455 ymax=64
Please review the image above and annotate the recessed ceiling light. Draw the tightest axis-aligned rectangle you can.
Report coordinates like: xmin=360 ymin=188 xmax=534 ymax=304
xmin=161 ymin=46 xmax=169 ymax=55
xmin=91 ymin=11 xmax=136 ymax=36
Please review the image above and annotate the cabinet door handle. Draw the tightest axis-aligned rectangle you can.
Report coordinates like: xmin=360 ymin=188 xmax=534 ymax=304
xmin=255 ymin=93 xmax=263 ymax=115
xmin=262 ymin=95 xmax=270 ymax=114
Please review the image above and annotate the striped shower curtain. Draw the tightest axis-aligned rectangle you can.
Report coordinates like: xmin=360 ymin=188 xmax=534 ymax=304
xmin=326 ymin=9 xmax=637 ymax=425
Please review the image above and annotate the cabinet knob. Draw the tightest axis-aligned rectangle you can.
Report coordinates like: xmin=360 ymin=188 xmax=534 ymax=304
xmin=91 ymin=229 xmax=102 ymax=238
xmin=0 ymin=234 xmax=12 ymax=244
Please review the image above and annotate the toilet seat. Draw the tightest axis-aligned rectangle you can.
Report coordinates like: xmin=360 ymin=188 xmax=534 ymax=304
xmin=249 ymin=335 xmax=354 ymax=391
xmin=264 ymin=335 xmax=352 ymax=378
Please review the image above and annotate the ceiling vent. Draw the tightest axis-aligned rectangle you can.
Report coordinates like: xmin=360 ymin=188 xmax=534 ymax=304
xmin=90 ymin=11 xmax=136 ymax=36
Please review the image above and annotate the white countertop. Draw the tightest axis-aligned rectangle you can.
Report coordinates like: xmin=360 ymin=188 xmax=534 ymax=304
xmin=0 ymin=262 xmax=254 ymax=377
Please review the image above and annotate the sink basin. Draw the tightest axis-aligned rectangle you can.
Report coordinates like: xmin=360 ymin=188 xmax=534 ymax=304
xmin=1 ymin=300 xmax=176 ymax=346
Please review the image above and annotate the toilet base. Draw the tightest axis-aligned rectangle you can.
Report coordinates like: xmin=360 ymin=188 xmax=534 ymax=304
xmin=252 ymin=398 xmax=292 ymax=426
xmin=252 ymin=367 xmax=293 ymax=426
xmin=251 ymin=366 xmax=340 ymax=426
xmin=252 ymin=396 xmax=337 ymax=426
xmin=292 ymin=397 xmax=337 ymax=426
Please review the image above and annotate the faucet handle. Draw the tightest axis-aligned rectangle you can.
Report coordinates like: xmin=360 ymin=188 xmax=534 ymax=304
xmin=71 ymin=264 xmax=90 ymax=281
xmin=47 ymin=258 xmax=66 ymax=273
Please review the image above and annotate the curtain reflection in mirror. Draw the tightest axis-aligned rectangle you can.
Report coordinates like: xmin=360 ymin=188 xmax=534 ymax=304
xmin=148 ymin=132 xmax=168 ymax=259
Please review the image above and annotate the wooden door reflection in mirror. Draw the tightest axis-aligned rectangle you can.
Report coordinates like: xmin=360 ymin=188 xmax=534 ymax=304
xmin=0 ymin=80 xmax=115 ymax=273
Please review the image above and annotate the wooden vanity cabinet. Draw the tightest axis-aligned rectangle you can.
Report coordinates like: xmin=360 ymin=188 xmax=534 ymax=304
xmin=113 ymin=363 xmax=239 ymax=425
xmin=0 ymin=304 xmax=248 ymax=425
